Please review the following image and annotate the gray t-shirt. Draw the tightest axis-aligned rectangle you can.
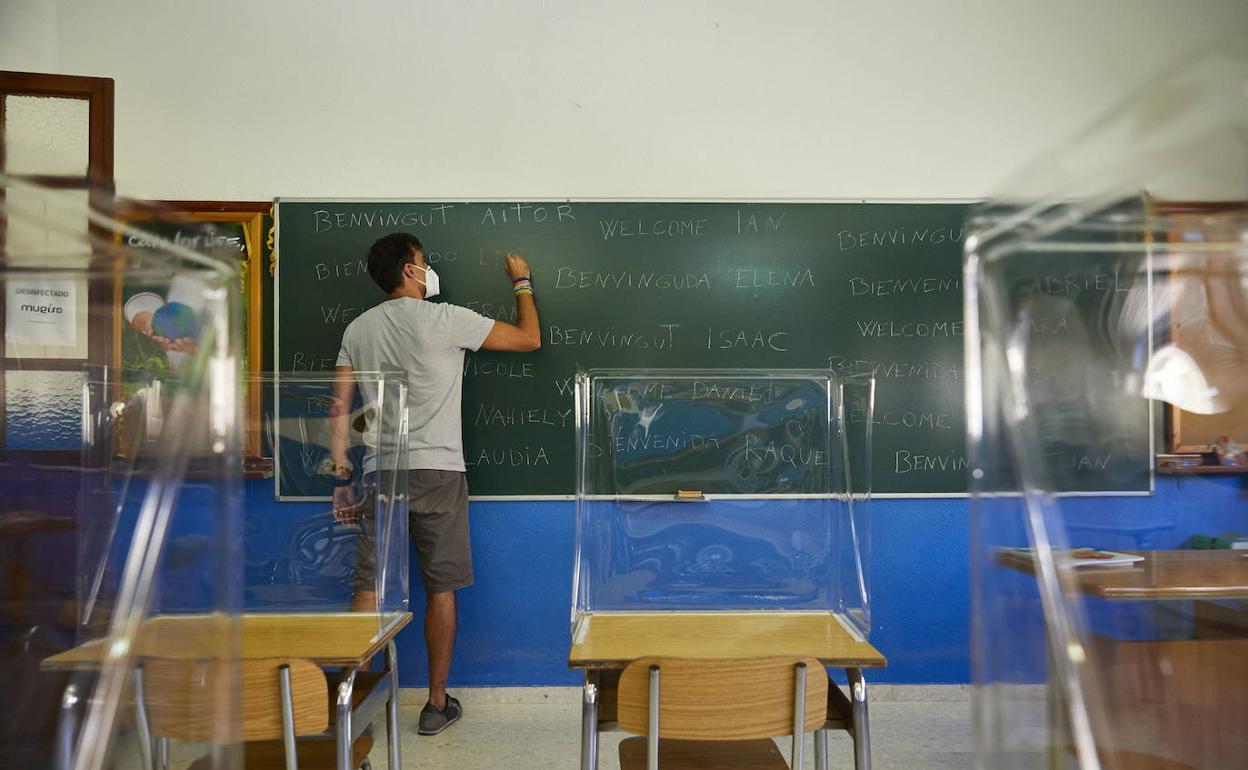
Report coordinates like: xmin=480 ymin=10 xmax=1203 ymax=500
xmin=336 ymin=297 xmax=494 ymax=472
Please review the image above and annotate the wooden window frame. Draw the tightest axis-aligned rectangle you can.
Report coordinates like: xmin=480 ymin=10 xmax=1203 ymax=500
xmin=0 ymin=70 xmax=114 ymax=188
xmin=0 ymin=71 xmax=114 ymax=457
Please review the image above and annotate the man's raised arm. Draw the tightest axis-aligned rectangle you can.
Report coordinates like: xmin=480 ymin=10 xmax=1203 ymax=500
xmin=481 ymin=252 xmax=541 ymax=352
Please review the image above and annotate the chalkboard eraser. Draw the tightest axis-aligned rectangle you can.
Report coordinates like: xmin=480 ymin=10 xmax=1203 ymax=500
xmin=675 ymin=490 xmax=705 ymax=501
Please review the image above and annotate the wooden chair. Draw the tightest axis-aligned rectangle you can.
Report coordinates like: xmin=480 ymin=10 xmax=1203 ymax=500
xmin=138 ymin=657 xmax=373 ymax=770
xmin=616 ymin=657 xmax=828 ymax=770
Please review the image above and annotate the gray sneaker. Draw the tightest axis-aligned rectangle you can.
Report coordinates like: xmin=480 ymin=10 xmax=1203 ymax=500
xmin=417 ymin=695 xmax=462 ymax=735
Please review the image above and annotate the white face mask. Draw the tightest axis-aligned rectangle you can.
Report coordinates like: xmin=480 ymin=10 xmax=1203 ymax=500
xmin=415 ymin=263 xmax=440 ymax=299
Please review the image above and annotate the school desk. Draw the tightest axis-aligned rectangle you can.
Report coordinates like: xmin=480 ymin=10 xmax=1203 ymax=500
xmin=1001 ymin=549 xmax=1248 ymax=768
xmin=44 ymin=611 xmax=412 ymax=770
xmin=998 ymin=548 xmax=1248 ymax=600
xmin=568 ymin=611 xmax=887 ymax=770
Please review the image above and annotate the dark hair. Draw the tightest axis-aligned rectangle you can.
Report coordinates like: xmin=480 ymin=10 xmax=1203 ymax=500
xmin=367 ymin=232 xmax=423 ymax=293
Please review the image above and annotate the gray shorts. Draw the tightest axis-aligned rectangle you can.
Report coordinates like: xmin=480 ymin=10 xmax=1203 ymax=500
xmin=355 ymin=469 xmax=474 ymax=595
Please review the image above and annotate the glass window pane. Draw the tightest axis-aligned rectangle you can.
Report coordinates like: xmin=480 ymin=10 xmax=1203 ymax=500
xmin=4 ymin=370 xmax=86 ymax=449
xmin=2 ymin=185 xmax=91 ymax=264
xmin=3 ymin=95 xmax=91 ymax=176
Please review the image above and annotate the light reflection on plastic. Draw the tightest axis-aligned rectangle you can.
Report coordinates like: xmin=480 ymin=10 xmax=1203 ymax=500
xmin=1142 ymin=344 xmax=1224 ymax=414
xmin=210 ymin=354 xmax=235 ymax=454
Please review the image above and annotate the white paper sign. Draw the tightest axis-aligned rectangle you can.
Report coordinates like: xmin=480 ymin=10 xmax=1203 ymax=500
xmin=6 ymin=278 xmax=78 ymax=347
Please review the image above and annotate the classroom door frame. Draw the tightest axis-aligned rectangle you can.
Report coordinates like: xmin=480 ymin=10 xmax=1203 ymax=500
xmin=0 ymin=70 xmax=116 ymax=459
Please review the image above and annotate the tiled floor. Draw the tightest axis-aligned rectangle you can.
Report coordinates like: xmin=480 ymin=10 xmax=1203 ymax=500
xmin=364 ymin=694 xmax=978 ymax=769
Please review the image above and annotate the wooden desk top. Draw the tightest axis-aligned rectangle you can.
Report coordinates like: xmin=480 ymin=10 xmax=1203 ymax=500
xmin=999 ymin=549 xmax=1248 ymax=600
xmin=43 ymin=611 xmax=413 ymax=670
xmin=568 ymin=611 xmax=886 ymax=670
xmin=0 ymin=510 xmax=75 ymax=537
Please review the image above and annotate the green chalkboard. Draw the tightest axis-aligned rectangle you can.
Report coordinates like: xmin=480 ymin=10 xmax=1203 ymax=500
xmin=274 ymin=200 xmax=1148 ymax=497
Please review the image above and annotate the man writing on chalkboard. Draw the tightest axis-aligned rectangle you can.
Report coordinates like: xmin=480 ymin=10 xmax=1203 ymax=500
xmin=330 ymin=233 xmax=540 ymax=735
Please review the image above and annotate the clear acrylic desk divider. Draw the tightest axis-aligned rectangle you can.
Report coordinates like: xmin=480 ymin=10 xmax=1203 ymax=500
xmin=968 ymin=41 xmax=1248 ymax=770
xmin=572 ymin=368 xmax=872 ymax=640
xmin=257 ymin=371 xmax=410 ymax=640
xmin=837 ymin=372 xmax=875 ymax=638
xmin=0 ymin=175 xmax=244 ymax=770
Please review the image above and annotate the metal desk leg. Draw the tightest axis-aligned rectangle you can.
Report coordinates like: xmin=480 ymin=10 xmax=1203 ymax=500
xmin=55 ymin=681 xmax=81 ymax=770
xmin=1045 ymin=641 xmax=1066 ymax=770
xmin=385 ymin=641 xmax=402 ymax=770
xmin=134 ymin=667 xmax=155 ymax=770
xmin=337 ymin=667 xmax=359 ymax=770
xmin=156 ymin=737 xmax=170 ymax=770
xmin=815 ymin=728 xmax=829 ymax=770
xmin=848 ymin=668 xmax=871 ymax=770
xmin=580 ymin=670 xmax=600 ymax=770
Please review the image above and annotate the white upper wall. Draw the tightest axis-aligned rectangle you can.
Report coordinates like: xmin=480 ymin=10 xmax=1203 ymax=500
xmin=0 ymin=0 xmax=57 ymax=74
xmin=3 ymin=0 xmax=1245 ymax=201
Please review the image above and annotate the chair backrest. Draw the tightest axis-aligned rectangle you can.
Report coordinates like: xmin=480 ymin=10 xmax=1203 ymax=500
xmin=141 ymin=657 xmax=328 ymax=741
xmin=617 ymin=656 xmax=827 ymax=741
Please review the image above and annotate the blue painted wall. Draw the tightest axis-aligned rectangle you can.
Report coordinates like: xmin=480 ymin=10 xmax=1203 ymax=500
xmin=241 ymin=473 xmax=1244 ymax=687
